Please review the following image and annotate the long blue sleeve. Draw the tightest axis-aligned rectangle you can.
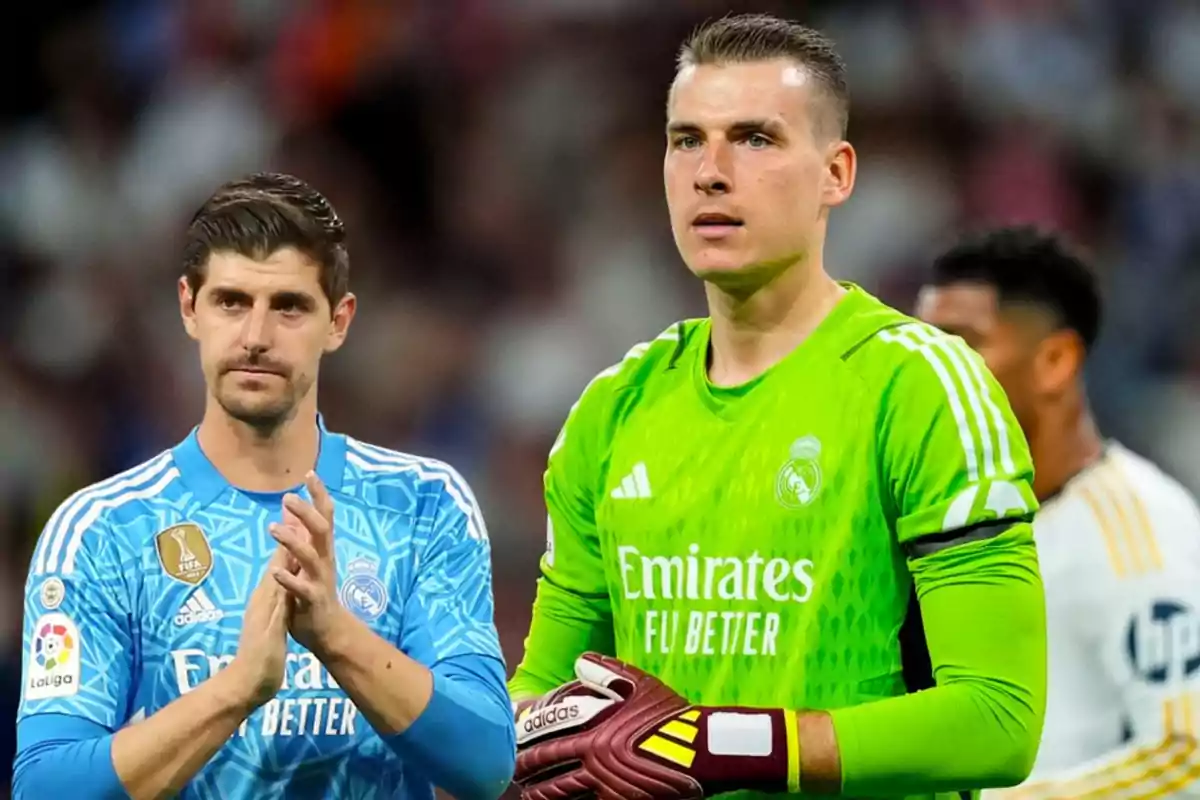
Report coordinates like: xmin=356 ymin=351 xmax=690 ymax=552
xmin=387 ymin=656 xmax=516 ymax=800
xmin=13 ymin=714 xmax=127 ymax=799
xmin=386 ymin=458 xmax=516 ymax=798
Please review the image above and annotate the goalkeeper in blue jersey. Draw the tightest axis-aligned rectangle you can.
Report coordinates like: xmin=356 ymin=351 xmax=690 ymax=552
xmin=13 ymin=173 xmax=516 ymax=799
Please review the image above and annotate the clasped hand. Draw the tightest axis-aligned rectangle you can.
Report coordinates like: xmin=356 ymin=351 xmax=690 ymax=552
xmin=514 ymin=653 xmax=705 ymax=800
xmin=268 ymin=470 xmax=349 ymax=655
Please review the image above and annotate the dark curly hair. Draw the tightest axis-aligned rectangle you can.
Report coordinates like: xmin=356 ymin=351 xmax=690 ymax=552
xmin=930 ymin=225 xmax=1102 ymax=351
xmin=182 ymin=172 xmax=349 ymax=308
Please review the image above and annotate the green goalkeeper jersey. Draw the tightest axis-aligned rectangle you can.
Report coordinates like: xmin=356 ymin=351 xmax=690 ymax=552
xmin=511 ymin=285 xmax=1047 ymax=798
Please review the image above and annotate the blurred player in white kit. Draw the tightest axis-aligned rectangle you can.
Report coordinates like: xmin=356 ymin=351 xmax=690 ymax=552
xmin=918 ymin=226 xmax=1200 ymax=797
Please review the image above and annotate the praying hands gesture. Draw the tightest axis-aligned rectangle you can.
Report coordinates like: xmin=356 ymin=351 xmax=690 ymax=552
xmin=269 ymin=470 xmax=351 ymax=655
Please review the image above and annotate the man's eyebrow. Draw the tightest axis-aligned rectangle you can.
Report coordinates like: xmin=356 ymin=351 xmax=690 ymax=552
xmin=208 ymin=286 xmax=251 ymax=300
xmin=205 ymin=286 xmax=319 ymax=310
xmin=666 ymin=121 xmax=701 ymax=136
xmin=666 ymin=119 xmax=785 ymax=137
xmin=271 ymin=290 xmax=318 ymax=310
xmin=728 ymin=119 xmax=783 ymax=137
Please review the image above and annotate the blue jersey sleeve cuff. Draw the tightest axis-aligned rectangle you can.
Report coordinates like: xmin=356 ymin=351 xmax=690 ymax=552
xmin=387 ymin=659 xmax=516 ymax=800
xmin=14 ymin=716 xmax=126 ymax=799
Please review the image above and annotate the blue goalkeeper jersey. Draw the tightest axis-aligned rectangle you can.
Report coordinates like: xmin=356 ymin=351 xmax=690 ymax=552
xmin=16 ymin=420 xmax=510 ymax=799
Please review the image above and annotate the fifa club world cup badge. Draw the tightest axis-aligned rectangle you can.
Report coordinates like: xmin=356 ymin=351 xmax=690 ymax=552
xmin=776 ymin=435 xmax=823 ymax=509
xmin=155 ymin=523 xmax=214 ymax=585
xmin=339 ymin=557 xmax=389 ymax=622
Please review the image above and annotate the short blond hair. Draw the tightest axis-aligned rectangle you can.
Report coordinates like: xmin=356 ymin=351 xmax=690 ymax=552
xmin=678 ymin=13 xmax=849 ymax=138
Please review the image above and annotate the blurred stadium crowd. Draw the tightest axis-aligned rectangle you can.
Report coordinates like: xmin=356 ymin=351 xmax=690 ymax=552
xmin=1 ymin=0 xmax=1198 ymax=792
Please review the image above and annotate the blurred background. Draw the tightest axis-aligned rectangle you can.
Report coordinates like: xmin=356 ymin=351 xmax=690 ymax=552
xmin=1 ymin=0 xmax=1198 ymax=793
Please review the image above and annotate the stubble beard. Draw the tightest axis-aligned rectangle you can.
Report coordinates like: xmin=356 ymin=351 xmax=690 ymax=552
xmin=216 ymin=380 xmax=299 ymax=437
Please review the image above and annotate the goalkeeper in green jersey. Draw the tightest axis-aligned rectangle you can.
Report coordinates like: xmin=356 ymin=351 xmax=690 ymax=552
xmin=508 ymin=13 xmax=1047 ymax=800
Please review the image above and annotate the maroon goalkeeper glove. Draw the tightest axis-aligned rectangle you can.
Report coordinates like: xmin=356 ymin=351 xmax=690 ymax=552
xmin=513 ymin=653 xmax=802 ymax=800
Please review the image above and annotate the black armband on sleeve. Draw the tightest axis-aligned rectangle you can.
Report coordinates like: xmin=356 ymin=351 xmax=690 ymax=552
xmin=903 ymin=520 xmax=1017 ymax=559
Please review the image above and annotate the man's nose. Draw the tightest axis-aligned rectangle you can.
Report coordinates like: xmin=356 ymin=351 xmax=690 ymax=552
xmin=694 ymin=140 xmax=732 ymax=195
xmin=240 ymin=304 xmax=273 ymax=352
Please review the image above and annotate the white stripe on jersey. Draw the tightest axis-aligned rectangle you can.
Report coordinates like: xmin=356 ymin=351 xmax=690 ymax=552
xmin=879 ymin=323 xmax=1002 ymax=483
xmin=345 ymin=440 xmax=488 ymax=542
xmin=348 ymin=439 xmax=483 ymax=530
xmin=948 ymin=333 xmax=1016 ymax=476
xmin=903 ymin=323 xmax=1000 ymax=478
xmin=60 ymin=467 xmax=180 ymax=575
xmin=35 ymin=451 xmax=173 ymax=575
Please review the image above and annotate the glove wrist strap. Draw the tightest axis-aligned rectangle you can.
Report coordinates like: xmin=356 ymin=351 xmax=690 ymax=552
xmin=634 ymin=706 xmax=801 ymax=795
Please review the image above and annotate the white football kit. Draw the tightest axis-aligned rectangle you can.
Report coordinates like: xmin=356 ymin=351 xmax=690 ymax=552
xmin=1001 ymin=442 xmax=1200 ymax=798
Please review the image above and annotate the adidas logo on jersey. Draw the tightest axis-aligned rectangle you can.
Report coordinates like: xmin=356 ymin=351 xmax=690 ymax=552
xmin=611 ymin=462 xmax=652 ymax=499
xmin=174 ymin=589 xmax=224 ymax=626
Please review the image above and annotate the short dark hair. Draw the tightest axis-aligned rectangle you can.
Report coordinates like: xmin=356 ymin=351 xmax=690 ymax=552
xmin=930 ymin=226 xmax=1103 ymax=351
xmin=183 ymin=172 xmax=349 ymax=307
xmin=677 ymin=13 xmax=849 ymax=138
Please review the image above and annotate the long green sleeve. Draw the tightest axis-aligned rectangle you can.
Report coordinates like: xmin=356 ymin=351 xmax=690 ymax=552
xmin=509 ymin=353 xmax=621 ymax=703
xmin=830 ymin=524 xmax=1047 ymax=796
xmin=508 ymin=577 xmax=615 ymax=701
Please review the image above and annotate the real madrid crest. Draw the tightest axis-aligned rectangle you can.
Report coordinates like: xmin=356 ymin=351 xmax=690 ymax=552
xmin=339 ymin=557 xmax=389 ymax=622
xmin=776 ymin=436 xmax=823 ymax=509
xmin=155 ymin=523 xmax=214 ymax=585
xmin=39 ymin=577 xmax=65 ymax=610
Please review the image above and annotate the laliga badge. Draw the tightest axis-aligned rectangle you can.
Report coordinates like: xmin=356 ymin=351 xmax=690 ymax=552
xmin=26 ymin=613 xmax=81 ymax=701
xmin=339 ymin=557 xmax=388 ymax=622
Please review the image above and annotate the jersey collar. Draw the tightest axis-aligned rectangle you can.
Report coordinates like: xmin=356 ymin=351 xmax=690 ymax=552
xmin=172 ymin=414 xmax=347 ymax=505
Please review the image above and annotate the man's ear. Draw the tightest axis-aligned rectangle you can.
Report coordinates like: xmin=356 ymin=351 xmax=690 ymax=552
xmin=1034 ymin=329 xmax=1086 ymax=396
xmin=179 ymin=276 xmax=199 ymax=341
xmin=324 ymin=293 xmax=357 ymax=354
xmin=821 ymin=139 xmax=856 ymax=210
